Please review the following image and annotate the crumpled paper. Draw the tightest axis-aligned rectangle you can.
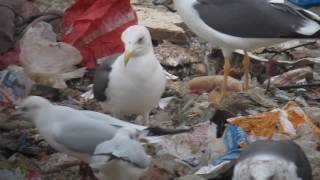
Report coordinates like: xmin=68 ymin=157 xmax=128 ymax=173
xmin=155 ymin=122 xmax=225 ymax=168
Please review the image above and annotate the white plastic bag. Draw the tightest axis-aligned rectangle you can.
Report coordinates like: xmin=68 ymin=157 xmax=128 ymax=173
xmin=20 ymin=21 xmax=86 ymax=88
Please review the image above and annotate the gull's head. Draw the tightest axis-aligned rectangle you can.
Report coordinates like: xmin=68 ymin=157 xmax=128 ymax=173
xmin=15 ymin=96 xmax=51 ymax=119
xmin=121 ymin=25 xmax=153 ymax=66
xmin=233 ymin=156 xmax=300 ymax=180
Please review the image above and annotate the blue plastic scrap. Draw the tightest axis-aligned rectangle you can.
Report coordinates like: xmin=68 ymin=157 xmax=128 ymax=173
xmin=212 ymin=125 xmax=249 ymax=165
xmin=288 ymin=0 xmax=320 ymax=7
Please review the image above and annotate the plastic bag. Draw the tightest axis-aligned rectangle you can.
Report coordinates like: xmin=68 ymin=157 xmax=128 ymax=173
xmin=61 ymin=0 xmax=138 ymax=68
xmin=20 ymin=21 xmax=86 ymax=89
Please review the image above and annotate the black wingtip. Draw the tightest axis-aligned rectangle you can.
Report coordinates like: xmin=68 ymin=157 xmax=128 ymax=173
xmin=146 ymin=126 xmax=193 ymax=136
xmin=93 ymin=54 xmax=121 ymax=102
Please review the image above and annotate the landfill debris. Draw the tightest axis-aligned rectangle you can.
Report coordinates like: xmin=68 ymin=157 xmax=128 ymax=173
xmin=80 ymin=85 xmax=94 ymax=101
xmin=61 ymin=0 xmax=138 ymax=68
xmin=188 ymin=75 xmax=243 ymax=94
xmin=156 ymin=122 xmax=224 ymax=168
xmin=36 ymin=153 xmax=79 ymax=173
xmin=212 ymin=125 xmax=248 ymax=165
xmin=159 ymin=96 xmax=176 ymax=110
xmin=228 ymin=101 xmax=320 ymax=138
xmin=165 ymin=71 xmax=179 ymax=80
xmin=155 ymin=41 xmax=203 ymax=67
xmin=135 ymin=6 xmax=187 ymax=44
xmin=20 ymin=21 xmax=86 ymax=89
xmin=0 ymin=153 xmax=42 ymax=180
xmin=0 ymin=0 xmax=53 ymax=63
xmin=0 ymin=48 xmax=20 ymax=70
xmin=0 ymin=0 xmax=320 ymax=179
xmin=0 ymin=0 xmax=23 ymax=54
xmin=194 ymin=161 xmax=234 ymax=179
xmin=264 ymin=66 xmax=313 ymax=87
xmin=303 ymin=107 xmax=320 ymax=129
xmin=184 ymin=125 xmax=247 ymax=179
xmin=0 ymin=65 xmax=33 ymax=108
xmin=32 ymin=0 xmax=74 ymax=11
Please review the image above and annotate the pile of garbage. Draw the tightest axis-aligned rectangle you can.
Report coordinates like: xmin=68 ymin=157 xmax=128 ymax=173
xmin=0 ymin=0 xmax=320 ymax=180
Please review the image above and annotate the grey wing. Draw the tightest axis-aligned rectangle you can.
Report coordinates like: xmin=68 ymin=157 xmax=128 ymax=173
xmin=52 ymin=106 xmax=119 ymax=154
xmin=91 ymin=140 xmax=115 ymax=164
xmin=94 ymin=139 xmax=150 ymax=169
xmin=194 ymin=0 xmax=320 ymax=38
xmin=113 ymin=140 xmax=150 ymax=169
xmin=81 ymin=110 xmax=147 ymax=131
xmin=93 ymin=53 xmax=121 ymax=101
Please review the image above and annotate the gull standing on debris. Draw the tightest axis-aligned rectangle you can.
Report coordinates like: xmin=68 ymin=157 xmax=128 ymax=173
xmin=173 ymin=0 xmax=320 ymax=101
xmin=15 ymin=96 xmax=186 ymax=163
xmin=233 ymin=140 xmax=312 ymax=180
xmin=90 ymin=127 xmax=151 ymax=180
xmin=93 ymin=25 xmax=166 ymax=125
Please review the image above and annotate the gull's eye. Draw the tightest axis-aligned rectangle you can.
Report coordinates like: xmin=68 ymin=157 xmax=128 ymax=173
xmin=137 ymin=37 xmax=144 ymax=44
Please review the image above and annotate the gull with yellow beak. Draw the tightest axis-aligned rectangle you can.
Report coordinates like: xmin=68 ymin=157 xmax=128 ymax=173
xmin=93 ymin=25 xmax=166 ymax=125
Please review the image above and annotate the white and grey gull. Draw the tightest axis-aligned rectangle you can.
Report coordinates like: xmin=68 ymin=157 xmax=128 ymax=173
xmin=15 ymin=96 xmax=189 ymax=163
xmin=233 ymin=140 xmax=312 ymax=180
xmin=90 ymin=127 xmax=151 ymax=180
xmin=173 ymin=0 xmax=320 ymax=101
xmin=93 ymin=25 xmax=166 ymax=125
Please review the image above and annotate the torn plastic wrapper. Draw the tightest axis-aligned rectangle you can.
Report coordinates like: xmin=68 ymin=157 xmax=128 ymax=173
xmin=194 ymin=125 xmax=248 ymax=177
xmin=0 ymin=66 xmax=33 ymax=108
xmin=227 ymin=101 xmax=320 ymax=138
xmin=20 ymin=21 xmax=86 ymax=89
xmin=263 ymin=66 xmax=313 ymax=87
xmin=212 ymin=125 xmax=248 ymax=165
xmin=61 ymin=0 xmax=138 ymax=68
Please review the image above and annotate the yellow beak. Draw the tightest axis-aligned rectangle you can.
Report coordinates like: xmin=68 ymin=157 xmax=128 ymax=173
xmin=123 ymin=50 xmax=133 ymax=66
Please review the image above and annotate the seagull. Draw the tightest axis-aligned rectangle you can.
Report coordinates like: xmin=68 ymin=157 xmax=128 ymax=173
xmin=232 ymin=140 xmax=312 ymax=180
xmin=15 ymin=96 xmax=188 ymax=162
xmin=173 ymin=0 xmax=320 ymax=101
xmin=93 ymin=25 xmax=166 ymax=125
xmin=90 ymin=127 xmax=151 ymax=180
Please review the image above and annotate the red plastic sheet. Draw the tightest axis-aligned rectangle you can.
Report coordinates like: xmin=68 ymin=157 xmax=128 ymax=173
xmin=61 ymin=0 xmax=138 ymax=68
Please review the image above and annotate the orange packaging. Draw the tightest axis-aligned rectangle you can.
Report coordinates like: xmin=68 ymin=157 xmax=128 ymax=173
xmin=227 ymin=101 xmax=320 ymax=137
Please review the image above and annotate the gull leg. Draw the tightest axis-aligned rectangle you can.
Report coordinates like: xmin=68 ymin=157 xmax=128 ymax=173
xmin=243 ymin=50 xmax=250 ymax=90
xmin=219 ymin=57 xmax=230 ymax=102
